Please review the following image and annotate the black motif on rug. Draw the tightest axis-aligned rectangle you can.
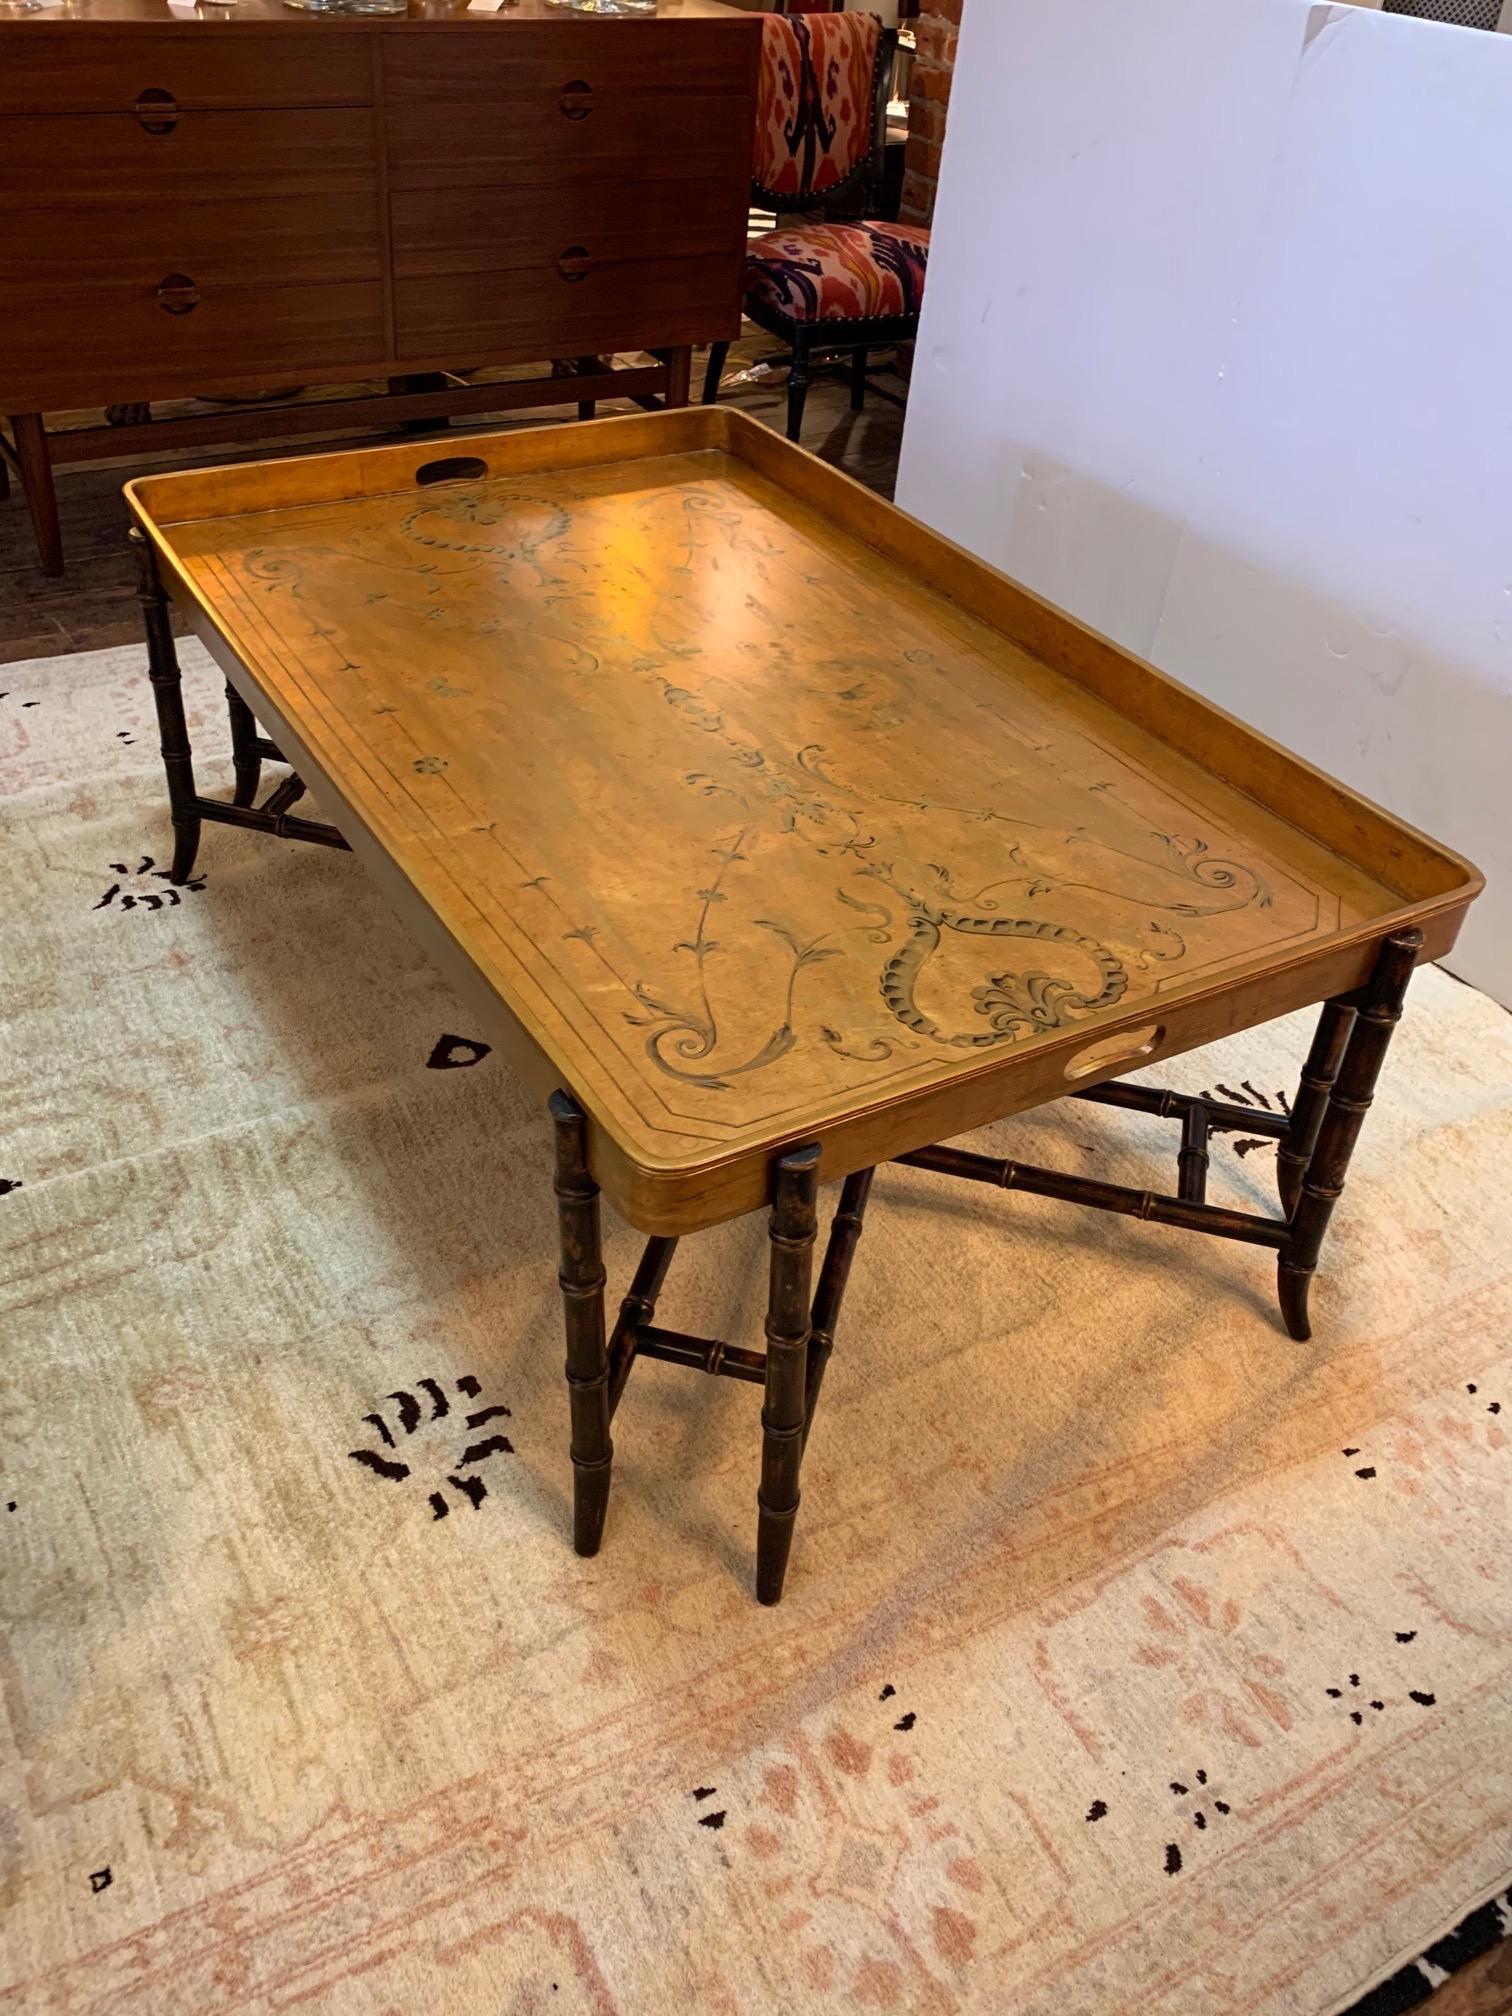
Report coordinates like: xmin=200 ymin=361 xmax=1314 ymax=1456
xmin=426 ymin=1034 xmax=493 ymax=1071
xmin=93 ymin=856 xmax=205 ymax=914
xmin=1198 ymin=1080 xmax=1290 ymax=1160
xmin=348 ymin=1373 xmax=513 ymax=1519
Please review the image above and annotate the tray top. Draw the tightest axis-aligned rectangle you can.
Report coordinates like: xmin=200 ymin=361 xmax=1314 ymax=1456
xmin=129 ymin=410 xmax=1476 ymax=1229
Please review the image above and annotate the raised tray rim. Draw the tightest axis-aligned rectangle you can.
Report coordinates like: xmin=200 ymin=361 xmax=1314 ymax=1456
xmin=126 ymin=406 xmax=1484 ymax=1231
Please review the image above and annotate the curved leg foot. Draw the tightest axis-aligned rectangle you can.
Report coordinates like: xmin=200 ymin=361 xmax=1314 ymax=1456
xmin=169 ymin=817 xmax=202 ymax=887
xmin=1277 ymin=1258 xmax=1313 ymax=1342
xmin=573 ymin=1455 xmax=612 ymax=1558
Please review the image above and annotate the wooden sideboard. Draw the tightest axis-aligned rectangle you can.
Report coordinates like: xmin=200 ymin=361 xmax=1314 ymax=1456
xmin=0 ymin=0 xmax=758 ymax=573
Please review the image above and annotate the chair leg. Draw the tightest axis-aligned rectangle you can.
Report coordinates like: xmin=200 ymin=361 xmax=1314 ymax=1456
xmin=702 ymin=340 xmax=731 ymax=407
xmin=786 ymin=347 xmax=812 ymax=444
xmin=130 ymin=527 xmax=201 ymax=885
xmin=225 ymin=684 xmax=262 ymax=809
xmin=1277 ymin=930 xmax=1421 ymax=1342
xmin=756 ymin=1142 xmax=821 ymax=1605
xmin=850 ymin=345 xmax=868 ymax=412
xmin=551 ymin=1091 xmax=614 ymax=1557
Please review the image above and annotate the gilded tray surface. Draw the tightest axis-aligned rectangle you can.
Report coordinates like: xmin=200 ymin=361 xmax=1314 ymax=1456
xmin=128 ymin=412 xmax=1475 ymax=1219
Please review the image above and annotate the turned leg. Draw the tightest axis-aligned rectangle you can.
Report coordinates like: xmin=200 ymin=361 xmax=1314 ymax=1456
xmin=1277 ymin=930 xmax=1421 ymax=1341
xmin=130 ymin=528 xmax=201 ymax=885
xmin=1277 ymin=998 xmax=1357 ymax=1218
xmin=756 ymin=1142 xmax=822 ymax=1605
xmin=225 ymin=683 xmax=262 ymax=809
xmin=551 ymin=1090 xmax=614 ymax=1556
xmin=664 ymin=344 xmax=693 ymax=411
xmin=10 ymin=413 xmax=62 ymax=576
xmin=702 ymin=340 xmax=731 ymax=407
xmin=785 ymin=347 xmax=812 ymax=444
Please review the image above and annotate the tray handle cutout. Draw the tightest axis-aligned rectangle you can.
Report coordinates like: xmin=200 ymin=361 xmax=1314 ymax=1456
xmin=1063 ymin=1023 xmax=1164 ymax=1081
xmin=415 ymin=456 xmax=488 ymax=487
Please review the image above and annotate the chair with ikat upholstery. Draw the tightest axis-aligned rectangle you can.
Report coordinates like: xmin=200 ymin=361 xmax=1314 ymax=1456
xmin=701 ymin=10 xmax=927 ymax=445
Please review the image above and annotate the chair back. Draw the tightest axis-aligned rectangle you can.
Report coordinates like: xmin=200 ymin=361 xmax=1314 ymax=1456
xmin=752 ymin=12 xmax=891 ymax=211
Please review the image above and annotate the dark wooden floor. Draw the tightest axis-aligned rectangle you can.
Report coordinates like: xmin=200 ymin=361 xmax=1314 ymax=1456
xmin=4 ymin=342 xmax=1508 ymax=2016
xmin=0 ymin=341 xmax=905 ymax=667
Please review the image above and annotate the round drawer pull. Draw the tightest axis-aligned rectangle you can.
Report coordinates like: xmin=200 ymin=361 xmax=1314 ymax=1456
xmin=559 ymin=79 xmax=594 ymax=120
xmin=134 ymin=87 xmax=179 ymax=135
xmin=156 ymin=273 xmax=201 ymax=316
xmin=556 ymin=245 xmax=591 ymax=284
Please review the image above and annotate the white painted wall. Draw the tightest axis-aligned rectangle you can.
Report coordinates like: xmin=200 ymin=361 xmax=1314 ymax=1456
xmin=896 ymin=0 xmax=1512 ymax=1003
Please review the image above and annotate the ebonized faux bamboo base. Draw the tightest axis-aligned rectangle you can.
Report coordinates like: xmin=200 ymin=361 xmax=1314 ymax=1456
xmin=539 ymin=928 xmax=1419 ymax=1603
xmin=127 ymin=411 xmax=1476 ymax=1606
xmin=131 ymin=537 xmax=1424 ymax=1601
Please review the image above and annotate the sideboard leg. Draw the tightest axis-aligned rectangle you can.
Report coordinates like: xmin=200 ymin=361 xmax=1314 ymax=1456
xmin=130 ymin=527 xmax=202 ymax=885
xmin=756 ymin=1142 xmax=821 ymax=1606
xmin=9 ymin=414 xmax=63 ymax=576
xmin=1277 ymin=998 xmax=1356 ymax=1218
xmin=552 ymin=1091 xmax=614 ymax=1558
xmin=664 ymin=345 xmax=693 ymax=410
xmin=225 ymin=684 xmax=262 ymax=808
xmin=1278 ymin=930 xmax=1422 ymax=1341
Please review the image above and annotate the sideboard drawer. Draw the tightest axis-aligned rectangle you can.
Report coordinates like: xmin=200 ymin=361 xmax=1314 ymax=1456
xmin=390 ymin=176 xmax=743 ymax=282
xmin=383 ymin=23 xmax=755 ymax=191
xmin=0 ymin=29 xmax=372 ymax=116
xmin=395 ymin=254 xmax=739 ymax=365
xmin=0 ymin=110 xmax=383 ymax=400
xmin=2 ymin=277 xmax=386 ymax=414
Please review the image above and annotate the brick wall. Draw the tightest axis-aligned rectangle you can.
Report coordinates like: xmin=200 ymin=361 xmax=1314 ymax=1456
xmin=901 ymin=0 xmax=964 ymax=226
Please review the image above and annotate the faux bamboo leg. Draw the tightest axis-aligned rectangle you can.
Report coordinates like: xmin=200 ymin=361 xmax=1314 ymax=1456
xmin=551 ymin=1091 xmax=614 ymax=1556
xmin=803 ymin=1167 xmax=874 ymax=1452
xmin=1276 ymin=999 xmax=1357 ymax=1219
xmin=130 ymin=527 xmax=202 ymax=885
xmin=607 ymin=1234 xmax=678 ymax=1418
xmin=225 ymin=683 xmax=262 ymax=809
xmin=756 ymin=1142 xmax=822 ymax=1606
xmin=1277 ymin=930 xmax=1421 ymax=1342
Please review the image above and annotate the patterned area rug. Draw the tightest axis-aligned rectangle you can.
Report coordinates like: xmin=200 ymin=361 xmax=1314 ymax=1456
xmin=2 ymin=643 xmax=1510 ymax=2016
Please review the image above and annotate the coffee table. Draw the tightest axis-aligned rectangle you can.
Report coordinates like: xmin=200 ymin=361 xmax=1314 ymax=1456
xmin=126 ymin=407 xmax=1482 ymax=1602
